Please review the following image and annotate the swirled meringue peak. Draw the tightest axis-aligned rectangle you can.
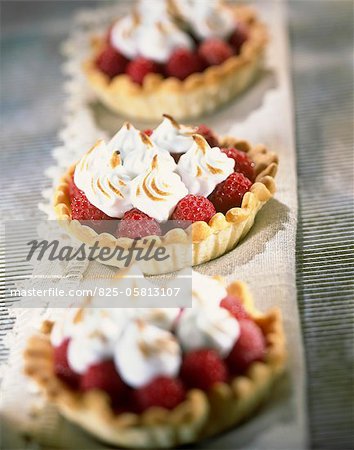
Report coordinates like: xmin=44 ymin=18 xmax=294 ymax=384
xmin=130 ymin=155 xmax=188 ymax=221
xmin=177 ymin=306 xmax=240 ymax=356
xmin=192 ymin=270 xmax=227 ymax=308
xmin=62 ymin=308 xmax=132 ymax=374
xmin=151 ymin=114 xmax=196 ymax=154
xmin=114 ymin=320 xmax=181 ymax=388
xmin=136 ymin=0 xmax=171 ymax=24
xmin=108 ymin=122 xmax=148 ymax=160
xmin=177 ymin=134 xmax=234 ymax=197
xmin=137 ymin=19 xmax=193 ymax=63
xmin=74 ymin=140 xmax=132 ymax=218
xmin=110 ymin=14 xmax=140 ymax=60
xmin=174 ymin=0 xmax=236 ymax=40
xmin=134 ymin=308 xmax=181 ymax=331
xmin=123 ymin=131 xmax=177 ymax=178
xmin=110 ymin=8 xmax=193 ymax=63
xmin=67 ymin=332 xmax=113 ymax=375
xmin=50 ymin=308 xmax=82 ymax=347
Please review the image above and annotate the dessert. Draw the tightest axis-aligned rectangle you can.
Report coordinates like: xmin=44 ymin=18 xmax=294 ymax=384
xmin=54 ymin=116 xmax=278 ymax=273
xmin=24 ymin=270 xmax=286 ymax=448
xmin=84 ymin=0 xmax=268 ymax=120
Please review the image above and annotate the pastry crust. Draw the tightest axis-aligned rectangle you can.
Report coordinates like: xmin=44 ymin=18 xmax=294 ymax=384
xmin=24 ymin=281 xmax=286 ymax=448
xmin=84 ymin=5 xmax=268 ymax=120
xmin=53 ymin=136 xmax=278 ymax=274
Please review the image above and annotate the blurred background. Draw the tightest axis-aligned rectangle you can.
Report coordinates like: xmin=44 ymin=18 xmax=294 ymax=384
xmin=1 ymin=1 xmax=353 ymax=449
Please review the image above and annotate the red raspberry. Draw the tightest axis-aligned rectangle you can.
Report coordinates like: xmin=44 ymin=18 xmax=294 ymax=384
xmin=70 ymin=187 xmax=115 ymax=234
xmin=53 ymin=339 xmax=80 ymax=388
xmin=226 ymin=319 xmax=266 ymax=374
xmin=221 ymin=147 xmax=255 ymax=182
xmin=143 ymin=129 xmax=153 ymax=136
xmin=171 ymin=195 xmax=216 ymax=224
xmin=198 ymin=38 xmax=234 ymax=66
xmin=133 ymin=376 xmax=186 ymax=412
xmin=96 ymin=45 xmax=128 ymax=78
xmin=117 ymin=208 xmax=161 ymax=239
xmin=209 ymin=172 xmax=252 ymax=214
xmin=180 ymin=349 xmax=228 ymax=391
xmin=195 ymin=124 xmax=219 ymax=147
xmin=220 ymin=295 xmax=249 ymax=320
xmin=71 ymin=188 xmax=113 ymax=221
xmin=81 ymin=360 xmax=128 ymax=402
xmin=230 ymin=24 xmax=249 ymax=55
xmin=125 ymin=57 xmax=161 ymax=85
xmin=166 ymin=48 xmax=205 ymax=80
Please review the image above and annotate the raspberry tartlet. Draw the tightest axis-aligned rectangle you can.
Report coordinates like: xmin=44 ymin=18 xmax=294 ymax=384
xmin=54 ymin=116 xmax=278 ymax=274
xmin=84 ymin=0 xmax=268 ymax=120
xmin=24 ymin=270 xmax=286 ymax=448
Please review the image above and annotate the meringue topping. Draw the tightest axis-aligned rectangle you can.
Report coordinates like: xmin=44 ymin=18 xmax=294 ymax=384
xmin=50 ymin=308 xmax=81 ymax=347
xmin=74 ymin=139 xmax=133 ymax=218
xmin=110 ymin=6 xmax=194 ymax=63
xmin=177 ymin=135 xmax=234 ymax=197
xmin=130 ymin=155 xmax=188 ymax=221
xmin=123 ymin=132 xmax=177 ymax=178
xmin=177 ymin=306 xmax=240 ymax=356
xmin=114 ymin=320 xmax=181 ymax=388
xmin=151 ymin=114 xmax=196 ymax=154
xmin=134 ymin=308 xmax=180 ymax=330
xmin=173 ymin=0 xmax=236 ymax=40
xmin=67 ymin=332 xmax=113 ymax=374
xmin=136 ymin=0 xmax=171 ymax=23
xmin=64 ymin=308 xmax=133 ymax=374
xmin=108 ymin=122 xmax=148 ymax=160
xmin=110 ymin=15 xmax=140 ymax=60
xmin=191 ymin=270 xmax=228 ymax=308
